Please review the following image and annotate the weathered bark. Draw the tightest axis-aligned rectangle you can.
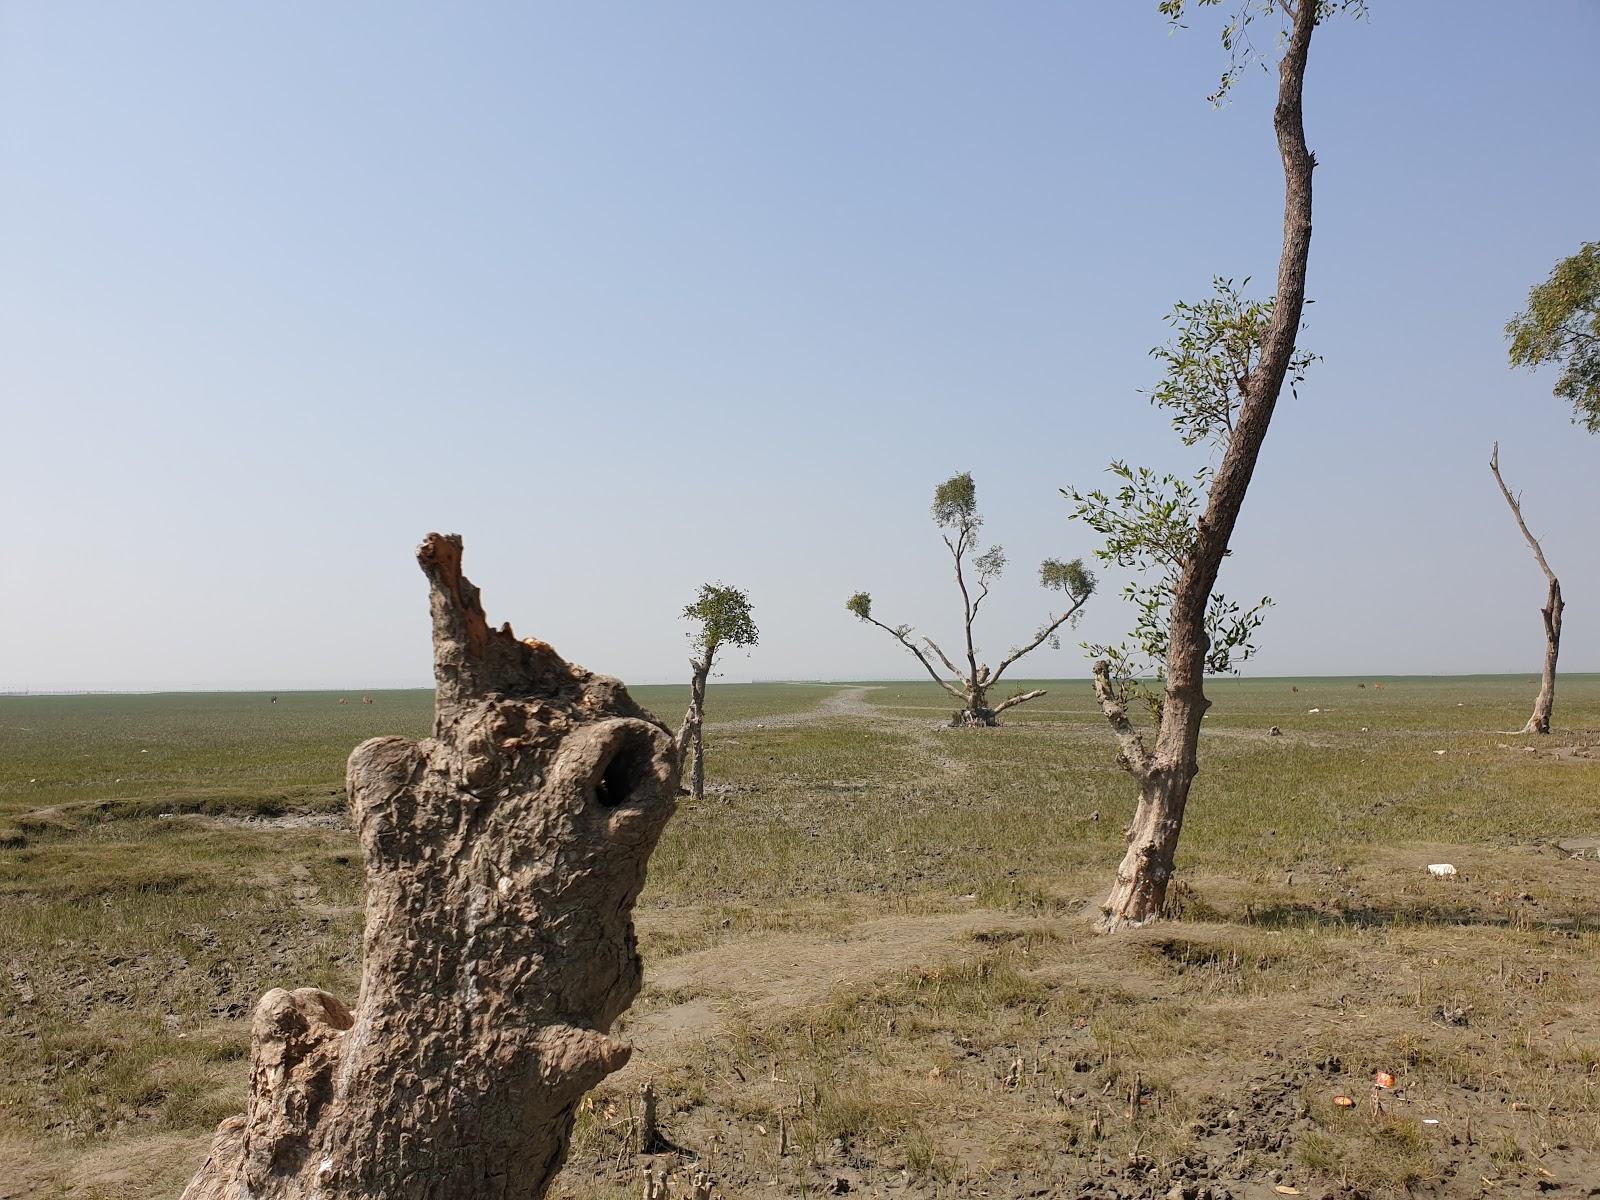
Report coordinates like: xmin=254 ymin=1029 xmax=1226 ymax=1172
xmin=1490 ymin=442 xmax=1564 ymax=734
xmin=992 ymin=688 xmax=1047 ymax=717
xmin=675 ymin=657 xmax=711 ymax=799
xmin=950 ymin=698 xmax=999 ymax=728
xmin=1094 ymin=663 xmax=1195 ymax=923
xmin=183 ymin=533 xmax=679 ymax=1200
xmin=1095 ymin=0 xmax=1321 ymax=929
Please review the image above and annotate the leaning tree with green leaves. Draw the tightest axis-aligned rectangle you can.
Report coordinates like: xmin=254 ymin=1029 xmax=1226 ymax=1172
xmin=1506 ymin=242 xmax=1600 ymax=434
xmin=676 ymin=583 xmax=758 ymax=800
xmin=1064 ymin=0 xmax=1353 ymax=929
xmin=848 ymin=472 xmax=1095 ymax=727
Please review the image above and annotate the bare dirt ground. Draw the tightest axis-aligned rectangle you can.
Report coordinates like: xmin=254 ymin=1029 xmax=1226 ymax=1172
xmin=572 ymin=847 xmax=1600 ymax=1200
xmin=618 ymin=908 xmax=1030 ymax=1072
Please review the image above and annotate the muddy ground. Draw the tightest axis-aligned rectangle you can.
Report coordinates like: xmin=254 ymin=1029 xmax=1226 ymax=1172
xmin=2 ymin=678 xmax=1598 ymax=1198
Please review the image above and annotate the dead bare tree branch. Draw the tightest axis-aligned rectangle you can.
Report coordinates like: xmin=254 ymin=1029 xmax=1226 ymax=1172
xmin=1091 ymin=660 xmax=1154 ymax=780
xmin=860 ymin=613 xmax=968 ymax=703
xmin=1489 ymin=441 xmax=1564 ymax=734
xmin=992 ymin=688 xmax=1048 ymax=716
xmin=991 ymin=603 xmax=1092 ymax=685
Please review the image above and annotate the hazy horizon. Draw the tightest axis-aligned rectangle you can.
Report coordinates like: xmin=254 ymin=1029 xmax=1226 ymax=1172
xmin=6 ymin=671 xmax=1598 ymax=699
xmin=4 ymin=3 xmax=1597 ymax=692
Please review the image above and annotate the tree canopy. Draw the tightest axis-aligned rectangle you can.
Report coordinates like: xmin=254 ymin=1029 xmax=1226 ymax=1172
xmin=1146 ymin=277 xmax=1315 ymax=447
xmin=683 ymin=583 xmax=759 ymax=660
xmin=1506 ymin=241 xmax=1600 ymax=434
xmin=931 ymin=471 xmax=982 ymax=534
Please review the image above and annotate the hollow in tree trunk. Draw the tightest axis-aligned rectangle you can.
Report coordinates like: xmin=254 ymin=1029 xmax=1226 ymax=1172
xmin=182 ymin=534 xmax=679 ymax=1200
xmin=1490 ymin=441 xmax=1564 ymax=735
xmin=1091 ymin=0 xmax=1322 ymax=929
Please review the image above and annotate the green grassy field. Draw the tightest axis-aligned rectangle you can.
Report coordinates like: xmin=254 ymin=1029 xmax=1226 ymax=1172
xmin=0 ymin=683 xmax=836 ymax=835
xmin=2 ymin=677 xmax=1598 ymax=1199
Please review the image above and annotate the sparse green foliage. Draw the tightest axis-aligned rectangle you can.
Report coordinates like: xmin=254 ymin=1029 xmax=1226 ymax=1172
xmin=1030 ymin=560 xmax=1098 ymax=651
xmin=1158 ymin=0 xmax=1368 ymax=105
xmin=1039 ymin=557 xmax=1096 ymax=600
xmin=1147 ymin=278 xmax=1316 ymax=447
xmin=1065 ymin=462 xmax=1271 ymax=713
xmin=846 ymin=592 xmax=873 ymax=621
xmin=973 ymin=545 xmax=1007 ymax=581
xmin=1506 ymin=242 xmax=1600 ymax=434
xmin=1065 ymin=282 xmax=1300 ymax=710
xmin=684 ymin=583 xmax=759 ymax=661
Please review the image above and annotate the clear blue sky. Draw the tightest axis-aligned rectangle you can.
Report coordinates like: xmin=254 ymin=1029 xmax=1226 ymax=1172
xmin=3 ymin=2 xmax=1596 ymax=691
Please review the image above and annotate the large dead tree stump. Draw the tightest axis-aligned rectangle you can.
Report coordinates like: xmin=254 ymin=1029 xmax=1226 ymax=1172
xmin=183 ymin=534 xmax=679 ymax=1200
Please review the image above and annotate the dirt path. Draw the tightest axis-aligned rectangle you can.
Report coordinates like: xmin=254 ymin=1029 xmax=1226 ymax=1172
xmin=708 ymin=685 xmax=879 ymax=732
xmin=612 ymin=686 xmax=999 ymax=1078
xmin=616 ymin=908 xmax=1026 ymax=1081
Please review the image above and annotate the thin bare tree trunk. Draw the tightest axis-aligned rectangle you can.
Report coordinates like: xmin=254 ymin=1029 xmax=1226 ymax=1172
xmin=678 ymin=658 xmax=711 ymax=798
xmin=1490 ymin=442 xmax=1564 ymax=734
xmin=182 ymin=534 xmax=679 ymax=1200
xmin=1532 ymin=579 xmax=1562 ymax=732
xmin=949 ymin=529 xmax=983 ymax=690
xmin=692 ymin=723 xmax=705 ymax=798
xmin=1095 ymin=0 xmax=1321 ymax=929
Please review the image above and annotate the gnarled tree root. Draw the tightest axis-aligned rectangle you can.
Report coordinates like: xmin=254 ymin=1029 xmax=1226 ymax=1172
xmin=183 ymin=534 xmax=678 ymax=1200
